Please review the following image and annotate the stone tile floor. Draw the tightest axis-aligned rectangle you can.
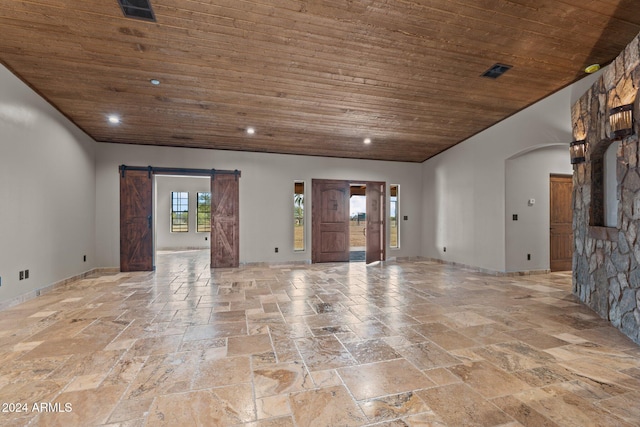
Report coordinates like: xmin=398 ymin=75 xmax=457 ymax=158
xmin=1 ymin=250 xmax=639 ymax=426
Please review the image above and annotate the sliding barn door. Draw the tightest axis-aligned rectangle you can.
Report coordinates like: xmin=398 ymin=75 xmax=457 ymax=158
xmin=312 ymin=179 xmax=350 ymax=263
xmin=366 ymin=182 xmax=386 ymax=264
xmin=211 ymin=173 xmax=240 ymax=268
xmin=120 ymin=170 xmax=153 ymax=272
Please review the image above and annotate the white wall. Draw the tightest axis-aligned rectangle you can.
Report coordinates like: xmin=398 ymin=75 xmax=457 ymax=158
xmin=505 ymin=145 xmax=573 ymax=272
xmin=155 ymin=175 xmax=211 ymax=250
xmin=95 ymin=144 xmax=423 ymax=267
xmin=0 ymin=59 xmax=606 ymax=308
xmin=421 ymin=72 xmax=602 ymax=272
xmin=0 ymin=64 xmax=96 ymax=303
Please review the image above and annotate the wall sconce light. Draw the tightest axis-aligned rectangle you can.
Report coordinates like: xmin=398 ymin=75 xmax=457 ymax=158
xmin=570 ymin=139 xmax=586 ymax=164
xmin=609 ymin=104 xmax=634 ymax=140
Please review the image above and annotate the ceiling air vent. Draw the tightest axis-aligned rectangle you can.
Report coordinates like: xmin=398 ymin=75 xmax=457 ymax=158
xmin=481 ymin=63 xmax=512 ymax=79
xmin=118 ymin=0 xmax=156 ymax=22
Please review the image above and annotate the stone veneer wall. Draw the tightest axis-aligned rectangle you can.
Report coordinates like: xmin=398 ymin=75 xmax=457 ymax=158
xmin=572 ymin=33 xmax=640 ymax=345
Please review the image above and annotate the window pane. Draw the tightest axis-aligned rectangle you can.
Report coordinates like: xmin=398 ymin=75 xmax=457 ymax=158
xmin=197 ymin=192 xmax=211 ymax=232
xmin=390 ymin=185 xmax=399 ymax=248
xmin=171 ymin=191 xmax=189 ymax=232
xmin=294 ymin=181 xmax=305 ymax=251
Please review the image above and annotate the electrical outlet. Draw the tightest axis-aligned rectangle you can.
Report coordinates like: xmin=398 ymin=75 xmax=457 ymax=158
xmin=24 ymin=269 xmax=29 ymax=279
xmin=275 ymin=247 xmax=279 ymax=253
xmin=19 ymin=271 xmax=24 ymax=280
xmin=513 ymin=214 xmax=518 ymax=221
xmin=403 ymin=215 xmax=408 ymax=220
xmin=527 ymin=254 xmax=531 ymax=261
xmin=83 ymin=255 xmax=86 ymax=262
xmin=443 ymin=247 xmax=447 ymax=252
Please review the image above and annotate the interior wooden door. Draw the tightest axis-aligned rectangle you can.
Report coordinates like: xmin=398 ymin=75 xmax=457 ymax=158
xmin=312 ymin=179 xmax=350 ymax=263
xmin=550 ymin=174 xmax=573 ymax=271
xmin=366 ymin=182 xmax=386 ymax=264
xmin=120 ymin=169 xmax=153 ymax=272
xmin=211 ymin=173 xmax=240 ymax=268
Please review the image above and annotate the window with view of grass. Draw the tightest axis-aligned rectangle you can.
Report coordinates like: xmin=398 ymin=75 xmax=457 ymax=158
xmin=197 ymin=192 xmax=211 ymax=232
xmin=171 ymin=191 xmax=189 ymax=232
xmin=294 ymin=181 xmax=305 ymax=251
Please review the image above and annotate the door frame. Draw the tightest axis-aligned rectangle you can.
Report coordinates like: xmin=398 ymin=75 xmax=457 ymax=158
xmin=365 ymin=181 xmax=386 ymax=264
xmin=311 ymin=178 xmax=387 ymax=264
xmin=311 ymin=179 xmax=351 ymax=263
xmin=119 ymin=165 xmax=241 ymax=271
xmin=549 ymin=173 xmax=573 ymax=272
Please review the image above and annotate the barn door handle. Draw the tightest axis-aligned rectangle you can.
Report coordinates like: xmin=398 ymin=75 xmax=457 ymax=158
xmin=147 ymin=215 xmax=152 ymax=229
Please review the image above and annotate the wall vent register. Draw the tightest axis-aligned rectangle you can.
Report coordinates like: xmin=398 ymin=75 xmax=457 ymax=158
xmin=118 ymin=0 xmax=156 ymax=22
xmin=481 ymin=63 xmax=512 ymax=79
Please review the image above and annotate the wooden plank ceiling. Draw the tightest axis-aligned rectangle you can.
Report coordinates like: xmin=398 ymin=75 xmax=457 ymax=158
xmin=2 ymin=0 xmax=640 ymax=162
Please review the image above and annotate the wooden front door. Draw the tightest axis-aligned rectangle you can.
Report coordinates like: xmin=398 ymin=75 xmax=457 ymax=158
xmin=312 ymin=179 xmax=350 ymax=263
xmin=211 ymin=173 xmax=240 ymax=268
xmin=120 ymin=169 xmax=153 ymax=272
xmin=366 ymin=182 xmax=386 ymax=264
xmin=550 ymin=174 xmax=573 ymax=272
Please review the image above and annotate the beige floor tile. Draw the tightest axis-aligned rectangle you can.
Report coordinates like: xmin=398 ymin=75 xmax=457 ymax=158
xmin=417 ymin=383 xmax=514 ymax=426
xmin=310 ymin=369 xmax=342 ymax=388
xmin=256 ymin=394 xmax=291 ymax=419
xmin=253 ymin=361 xmax=313 ymax=398
xmin=0 ymin=250 xmax=638 ymax=427
xmin=338 ymin=359 xmax=435 ymax=400
xmin=359 ymin=391 xmax=431 ymax=423
xmin=193 ymin=355 xmax=251 ymax=389
xmin=106 ymin=397 xmax=154 ymax=424
xmin=595 ymin=391 xmax=640 ymax=424
xmin=444 ymin=311 xmax=496 ymax=328
xmin=505 ymin=328 xmax=570 ymax=349
xmin=147 ymin=384 xmax=256 ymax=426
xmin=295 ymin=335 xmax=356 ymax=371
xmin=126 ymin=352 xmax=199 ymax=399
xmin=227 ymin=333 xmax=273 ymax=356
xmin=242 ymin=416 xmax=295 ymax=427
xmin=35 ymin=384 xmax=125 ymax=426
xmin=448 ymin=361 xmax=531 ymax=398
xmin=491 ymin=395 xmax=559 ymax=427
xmin=289 ymin=385 xmax=367 ymax=427
xmin=343 ymin=338 xmax=403 ymax=364
xmin=397 ymin=341 xmax=461 ymax=369
xmin=64 ymin=372 xmax=107 ymax=392
xmin=513 ymin=385 xmax=635 ymax=427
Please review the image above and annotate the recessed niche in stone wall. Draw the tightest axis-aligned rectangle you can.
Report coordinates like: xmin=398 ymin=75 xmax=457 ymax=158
xmin=572 ymin=33 xmax=640 ymax=345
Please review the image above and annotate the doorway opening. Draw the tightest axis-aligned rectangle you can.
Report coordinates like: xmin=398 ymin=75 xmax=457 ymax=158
xmin=119 ymin=165 xmax=240 ymax=272
xmin=550 ymin=174 xmax=573 ymax=271
xmin=154 ymin=175 xmax=211 ymax=268
xmin=311 ymin=179 xmax=385 ymax=264
xmin=349 ymin=184 xmax=366 ymax=262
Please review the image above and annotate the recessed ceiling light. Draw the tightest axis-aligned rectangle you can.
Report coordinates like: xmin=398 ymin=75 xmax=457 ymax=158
xmin=364 ymin=138 xmax=372 ymax=144
xmin=108 ymin=115 xmax=121 ymax=124
xmin=150 ymin=79 xmax=160 ymax=85
xmin=246 ymin=127 xmax=255 ymax=135
xmin=585 ymin=64 xmax=601 ymax=74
